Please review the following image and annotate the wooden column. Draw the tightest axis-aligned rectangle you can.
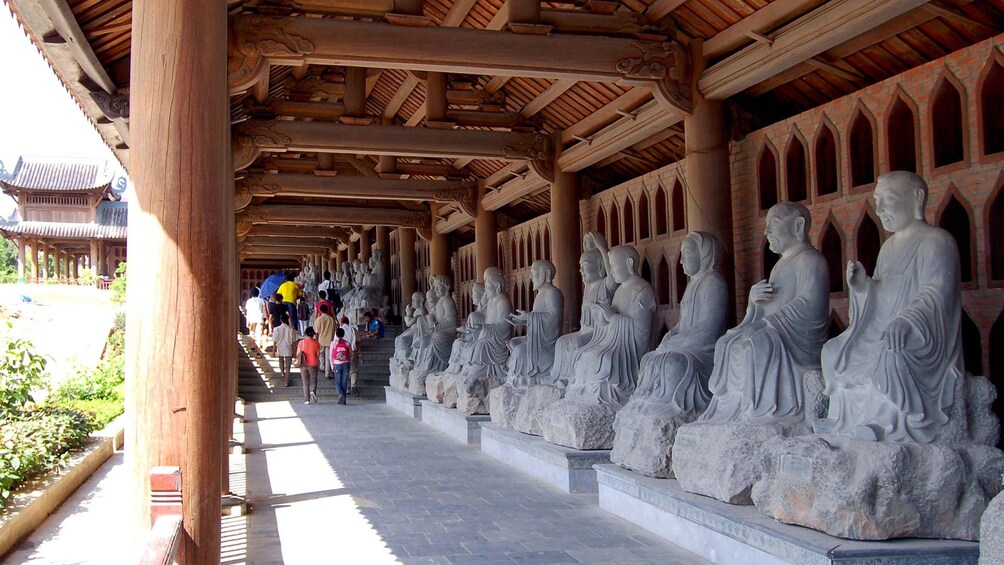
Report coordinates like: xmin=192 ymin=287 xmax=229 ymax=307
xmin=551 ymin=132 xmax=582 ymax=334
xmin=377 ymin=118 xmax=398 ymax=174
xmin=360 ymin=229 xmax=372 ymax=262
xmin=16 ymin=239 xmax=25 ymax=283
xmin=343 ymin=67 xmax=367 ymax=120
xmin=684 ymin=40 xmax=734 ymax=319
xmin=426 ymin=72 xmax=448 ymax=125
xmin=429 ymin=203 xmax=450 ymax=277
xmin=30 ymin=240 xmax=38 ymax=281
xmin=376 ymin=226 xmax=391 ymax=298
xmin=475 ymin=185 xmax=498 ymax=283
xmin=89 ymin=240 xmax=99 ymax=279
xmin=348 ymin=238 xmax=359 ymax=263
xmin=397 ymin=227 xmax=417 ymax=313
xmin=72 ymin=255 xmax=79 ymax=281
xmin=128 ymin=0 xmax=229 ymax=560
xmin=41 ymin=242 xmax=49 ymax=280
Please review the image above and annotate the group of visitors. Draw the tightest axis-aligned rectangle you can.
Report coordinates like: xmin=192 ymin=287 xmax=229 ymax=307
xmin=241 ymin=270 xmax=385 ymax=406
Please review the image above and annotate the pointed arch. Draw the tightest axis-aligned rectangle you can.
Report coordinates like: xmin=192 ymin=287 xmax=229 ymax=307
xmin=886 ymin=91 xmax=920 ymax=173
xmin=672 ymin=178 xmax=686 ymax=232
xmin=609 ymin=201 xmax=621 ymax=247
xmin=758 ymin=142 xmax=779 ymax=211
xmin=641 ymin=258 xmax=653 ymax=286
xmin=675 ymin=252 xmax=687 ymax=304
xmin=961 ymin=308 xmax=983 ymax=376
xmin=762 ymin=239 xmax=780 ymax=280
xmin=987 ymin=174 xmax=1004 ymax=282
xmin=931 ymin=72 xmax=967 ymax=168
xmin=978 ymin=50 xmax=1004 ymax=156
xmin=596 ymin=206 xmax=607 ymax=240
xmin=543 ymin=227 xmax=551 ymax=261
xmin=819 ymin=216 xmax=845 ymax=293
xmin=785 ymin=129 xmax=809 ymax=202
xmin=657 ymin=255 xmax=670 ymax=305
xmin=827 ymin=310 xmax=846 ymax=340
xmin=937 ymin=187 xmax=976 ymax=284
xmin=814 ymin=119 xmax=839 ymax=197
xmin=623 ymin=198 xmax=635 ymax=244
xmin=510 ymin=237 xmax=518 ymax=271
xmin=655 ymin=184 xmax=668 ymax=235
xmin=497 ymin=240 xmax=504 ymax=275
xmin=638 ymin=191 xmax=651 ymax=240
xmin=854 ymin=205 xmax=883 ymax=276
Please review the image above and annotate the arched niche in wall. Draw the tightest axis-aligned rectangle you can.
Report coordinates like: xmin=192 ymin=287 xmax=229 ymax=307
xmin=657 ymin=255 xmax=671 ymax=306
xmin=886 ymin=91 xmax=920 ymax=173
xmin=827 ymin=310 xmax=846 ymax=340
xmin=510 ymin=238 xmax=518 ymax=271
xmin=762 ymin=239 xmax=780 ymax=280
xmin=815 ymin=119 xmax=840 ymax=197
xmin=675 ymin=252 xmax=687 ymax=304
xmin=497 ymin=241 xmax=504 ymax=275
xmin=609 ymin=202 xmax=621 ymax=247
xmin=623 ymin=198 xmax=635 ymax=244
xmin=638 ymin=192 xmax=651 ymax=240
xmin=978 ymin=50 xmax=1004 ymax=157
xmin=987 ymin=174 xmax=1004 ymax=282
xmin=596 ymin=207 xmax=607 ymax=242
xmin=785 ymin=129 xmax=809 ymax=202
xmin=937 ymin=187 xmax=976 ymax=284
xmin=672 ymin=178 xmax=686 ymax=232
xmin=961 ymin=308 xmax=983 ymax=376
xmin=931 ymin=72 xmax=967 ymax=168
xmin=758 ymin=143 xmax=779 ymax=211
xmin=641 ymin=259 xmax=653 ymax=293
xmin=542 ymin=227 xmax=551 ymax=261
xmin=819 ymin=216 xmax=846 ymax=293
xmin=849 ymin=102 xmax=878 ymax=186
xmin=655 ymin=185 xmax=669 ymax=236
xmin=854 ymin=206 xmax=883 ymax=276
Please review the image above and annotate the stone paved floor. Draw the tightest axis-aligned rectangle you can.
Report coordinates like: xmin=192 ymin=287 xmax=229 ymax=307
xmin=242 ymin=396 xmax=710 ymax=564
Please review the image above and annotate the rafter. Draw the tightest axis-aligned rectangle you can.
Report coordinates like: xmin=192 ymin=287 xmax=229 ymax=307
xmin=557 ymin=99 xmax=683 ymax=172
xmin=702 ymin=0 xmax=822 ymax=60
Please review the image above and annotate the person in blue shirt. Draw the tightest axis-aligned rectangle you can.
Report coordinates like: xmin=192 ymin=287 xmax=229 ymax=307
xmin=359 ymin=310 xmax=385 ymax=339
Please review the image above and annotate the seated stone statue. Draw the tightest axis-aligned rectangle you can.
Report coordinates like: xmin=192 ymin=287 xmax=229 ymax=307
xmin=700 ymin=202 xmax=829 ymax=426
xmin=363 ymin=250 xmax=389 ymax=312
xmin=426 ymin=284 xmax=485 ymax=406
xmin=548 ymin=232 xmax=616 ymax=386
xmin=564 ymin=245 xmax=657 ymax=405
xmin=409 ymin=275 xmax=459 ymax=395
xmin=611 ymin=232 xmax=729 ymax=477
xmin=456 ymin=267 xmax=512 ymax=415
xmin=537 ymin=246 xmax=656 ymax=450
xmin=506 ymin=260 xmax=564 ymax=386
xmin=389 ymin=291 xmax=426 ymax=391
xmin=673 ymin=202 xmax=829 ymax=505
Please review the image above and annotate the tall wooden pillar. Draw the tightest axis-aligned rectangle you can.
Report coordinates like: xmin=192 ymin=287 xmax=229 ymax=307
xmin=29 ymin=240 xmax=38 ymax=281
xmin=72 ymin=255 xmax=79 ymax=281
xmin=40 ymin=242 xmax=49 ymax=280
xmin=128 ymin=0 xmax=229 ymax=560
xmin=398 ymin=227 xmax=417 ymax=312
xmin=429 ymin=203 xmax=450 ymax=277
xmin=376 ymin=226 xmax=391 ymax=297
xmin=426 ymin=72 xmax=448 ymax=126
xmin=360 ymin=229 xmax=372 ymax=262
xmin=89 ymin=240 xmax=98 ymax=278
xmin=343 ymin=67 xmax=367 ymax=120
xmin=551 ymin=132 xmax=582 ymax=333
xmin=16 ymin=239 xmax=25 ymax=283
xmin=475 ymin=185 xmax=498 ymax=282
xmin=348 ymin=238 xmax=359 ymax=263
xmin=377 ymin=118 xmax=398 ymax=174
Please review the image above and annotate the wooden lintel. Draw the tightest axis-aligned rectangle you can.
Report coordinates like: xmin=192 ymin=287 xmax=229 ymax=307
xmin=244 ymin=204 xmax=429 ymax=229
xmin=699 ymin=0 xmax=932 ymax=100
xmin=240 ymin=173 xmax=476 ymax=206
xmin=436 ymin=211 xmax=475 ymax=234
xmin=246 ymin=224 xmax=340 ymax=238
xmin=481 ymin=169 xmax=549 ymax=211
xmin=243 ymin=236 xmax=339 ymax=248
xmin=557 ymin=99 xmax=683 ymax=172
xmin=702 ymin=0 xmax=821 ymax=59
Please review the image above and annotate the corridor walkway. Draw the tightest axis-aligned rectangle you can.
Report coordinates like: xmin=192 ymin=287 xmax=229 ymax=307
xmin=242 ymin=395 xmax=709 ymax=564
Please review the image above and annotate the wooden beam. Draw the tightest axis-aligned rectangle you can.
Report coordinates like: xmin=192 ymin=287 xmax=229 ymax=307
xmin=243 ymin=236 xmax=340 ymax=248
xmin=233 ymin=119 xmax=551 ymax=166
xmin=244 ymin=204 xmax=429 ymax=228
xmin=436 ymin=211 xmax=475 ymax=234
xmin=247 ymin=99 xmax=345 ymax=120
xmin=644 ymin=0 xmax=686 ymax=22
xmin=228 ymin=14 xmax=691 ymax=113
xmin=247 ymin=224 xmax=343 ymax=238
xmin=560 ymin=87 xmax=652 ymax=144
xmin=702 ymin=0 xmax=822 ymax=59
xmin=522 ymin=79 xmax=577 ymax=117
xmin=557 ymin=99 xmax=683 ymax=172
xmin=32 ymin=0 xmax=117 ymax=92
xmin=699 ymin=0 xmax=932 ymax=100
xmin=383 ymin=74 xmax=420 ymax=118
xmin=481 ymin=169 xmax=549 ymax=211
xmin=239 ymin=173 xmax=476 ymax=206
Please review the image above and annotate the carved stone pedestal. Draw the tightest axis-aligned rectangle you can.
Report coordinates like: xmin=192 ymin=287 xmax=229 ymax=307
xmin=384 ymin=386 xmax=424 ymax=419
xmin=513 ymin=385 xmax=564 ymax=436
xmin=610 ymin=402 xmax=698 ymax=479
xmin=673 ymin=422 xmax=807 ymax=505
xmin=481 ymin=423 xmax=610 ymax=493
xmin=753 ymin=434 xmax=1004 ymax=541
xmin=420 ymin=400 xmax=489 ymax=445
xmin=455 ymin=374 xmax=502 ymax=416
xmin=537 ymin=398 xmax=620 ymax=450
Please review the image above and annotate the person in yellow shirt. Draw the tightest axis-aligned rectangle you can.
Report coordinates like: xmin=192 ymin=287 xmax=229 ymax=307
xmin=277 ymin=273 xmax=302 ymax=333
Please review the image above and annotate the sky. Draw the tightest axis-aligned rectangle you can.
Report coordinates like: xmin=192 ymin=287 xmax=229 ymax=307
xmin=0 ymin=5 xmax=128 ymax=216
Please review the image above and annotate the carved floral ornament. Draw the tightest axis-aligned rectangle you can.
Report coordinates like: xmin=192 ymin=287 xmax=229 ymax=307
xmin=616 ymin=40 xmax=692 ymax=115
xmin=502 ymin=133 xmax=552 ymax=162
xmin=229 ymin=15 xmax=315 ymax=94
xmin=235 ymin=177 xmax=283 ymax=211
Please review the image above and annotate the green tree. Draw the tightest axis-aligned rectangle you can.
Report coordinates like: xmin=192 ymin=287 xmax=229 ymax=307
xmin=0 ymin=239 xmax=17 ymax=283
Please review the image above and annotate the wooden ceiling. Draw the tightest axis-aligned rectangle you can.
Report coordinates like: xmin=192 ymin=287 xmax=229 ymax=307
xmin=8 ymin=0 xmax=1004 ymax=247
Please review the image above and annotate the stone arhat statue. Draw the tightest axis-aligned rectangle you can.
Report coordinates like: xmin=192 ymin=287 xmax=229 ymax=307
xmin=505 ymin=259 xmax=564 ymax=386
xmin=389 ymin=291 xmax=426 ymax=390
xmin=424 ymin=283 xmax=486 ymax=407
xmin=408 ymin=275 xmax=459 ymax=395
xmin=455 ymin=267 xmax=513 ymax=415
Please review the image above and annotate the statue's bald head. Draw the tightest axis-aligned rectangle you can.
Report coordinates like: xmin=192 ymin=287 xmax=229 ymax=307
xmin=483 ymin=267 xmax=505 ymax=292
xmin=531 ymin=260 xmax=556 ymax=282
xmin=767 ymin=202 xmax=812 ymax=241
xmin=876 ymin=171 xmax=928 ymax=220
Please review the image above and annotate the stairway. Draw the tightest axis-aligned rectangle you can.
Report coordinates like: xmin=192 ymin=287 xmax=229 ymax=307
xmin=236 ymin=326 xmax=399 ymax=404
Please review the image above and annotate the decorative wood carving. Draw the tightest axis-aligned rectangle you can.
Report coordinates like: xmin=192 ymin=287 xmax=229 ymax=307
xmin=89 ymin=89 xmax=130 ymax=120
xmin=616 ymin=40 xmax=691 ymax=114
xmin=229 ymin=15 xmax=315 ymax=94
xmin=502 ymin=133 xmax=551 ymax=161
xmin=232 ymin=134 xmax=261 ymax=171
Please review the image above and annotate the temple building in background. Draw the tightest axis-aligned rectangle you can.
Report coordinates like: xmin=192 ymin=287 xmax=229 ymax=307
xmin=0 ymin=156 xmax=127 ymax=284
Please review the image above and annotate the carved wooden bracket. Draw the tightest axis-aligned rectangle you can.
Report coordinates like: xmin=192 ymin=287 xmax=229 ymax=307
xmin=616 ymin=40 xmax=691 ymax=115
xmin=502 ymin=133 xmax=551 ymax=162
xmin=232 ymin=134 xmax=261 ymax=172
xmin=229 ymin=15 xmax=315 ymax=94
xmin=235 ymin=176 xmax=283 ymax=210
xmin=89 ymin=89 xmax=130 ymax=120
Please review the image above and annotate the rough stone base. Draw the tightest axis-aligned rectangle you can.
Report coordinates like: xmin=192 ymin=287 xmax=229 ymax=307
xmin=419 ymin=400 xmax=490 ymax=445
xmin=595 ymin=464 xmax=980 ymax=565
xmin=981 ymin=491 xmax=1004 ymax=564
xmin=408 ymin=369 xmax=432 ymax=397
xmin=538 ymin=399 xmax=621 ymax=450
xmin=455 ymin=374 xmax=502 ymax=416
xmin=388 ymin=361 xmax=412 ymax=391
xmin=513 ymin=385 xmax=565 ymax=436
xmin=481 ymin=424 xmax=610 ymax=493
xmin=384 ymin=386 xmax=424 ymax=419
xmin=488 ymin=385 xmax=525 ymax=429
xmin=673 ymin=422 xmax=805 ymax=505
xmin=610 ymin=403 xmax=695 ymax=478
xmin=752 ymin=434 xmax=1004 ymax=541
xmin=425 ymin=373 xmax=459 ymax=408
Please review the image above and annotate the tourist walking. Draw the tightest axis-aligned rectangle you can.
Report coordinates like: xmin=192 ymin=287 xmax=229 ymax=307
xmin=315 ymin=290 xmax=335 ymax=321
xmin=278 ymin=273 xmax=302 ymax=331
xmin=330 ymin=327 xmax=353 ymax=404
xmin=273 ymin=312 xmax=296 ymax=387
xmin=339 ymin=316 xmax=360 ymax=394
xmin=297 ymin=327 xmax=320 ymax=404
xmin=314 ymin=304 xmax=336 ymax=379
xmin=267 ymin=293 xmax=285 ymax=336
xmin=243 ymin=288 xmax=267 ymax=343
xmin=296 ymin=296 xmax=311 ymax=334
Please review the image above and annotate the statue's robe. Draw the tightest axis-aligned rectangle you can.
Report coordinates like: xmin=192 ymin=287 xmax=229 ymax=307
xmin=445 ymin=309 xmax=485 ymax=373
xmin=413 ymin=295 xmax=458 ymax=373
xmin=548 ymin=280 xmax=613 ymax=386
xmin=702 ymin=243 xmax=828 ymax=425
xmin=506 ymin=285 xmax=564 ymax=386
xmin=566 ymin=277 xmax=657 ymax=405
xmin=632 ymin=269 xmax=728 ymax=414
xmin=822 ymin=223 xmax=961 ymax=443
xmin=465 ymin=294 xmax=513 ymax=379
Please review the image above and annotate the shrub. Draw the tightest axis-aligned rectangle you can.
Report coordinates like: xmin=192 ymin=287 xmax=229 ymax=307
xmin=0 ymin=331 xmax=48 ymax=418
xmin=110 ymin=262 xmax=126 ymax=304
xmin=51 ymin=357 xmax=124 ymax=403
xmin=77 ymin=269 xmax=96 ymax=287
xmin=0 ymin=406 xmax=92 ymax=507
